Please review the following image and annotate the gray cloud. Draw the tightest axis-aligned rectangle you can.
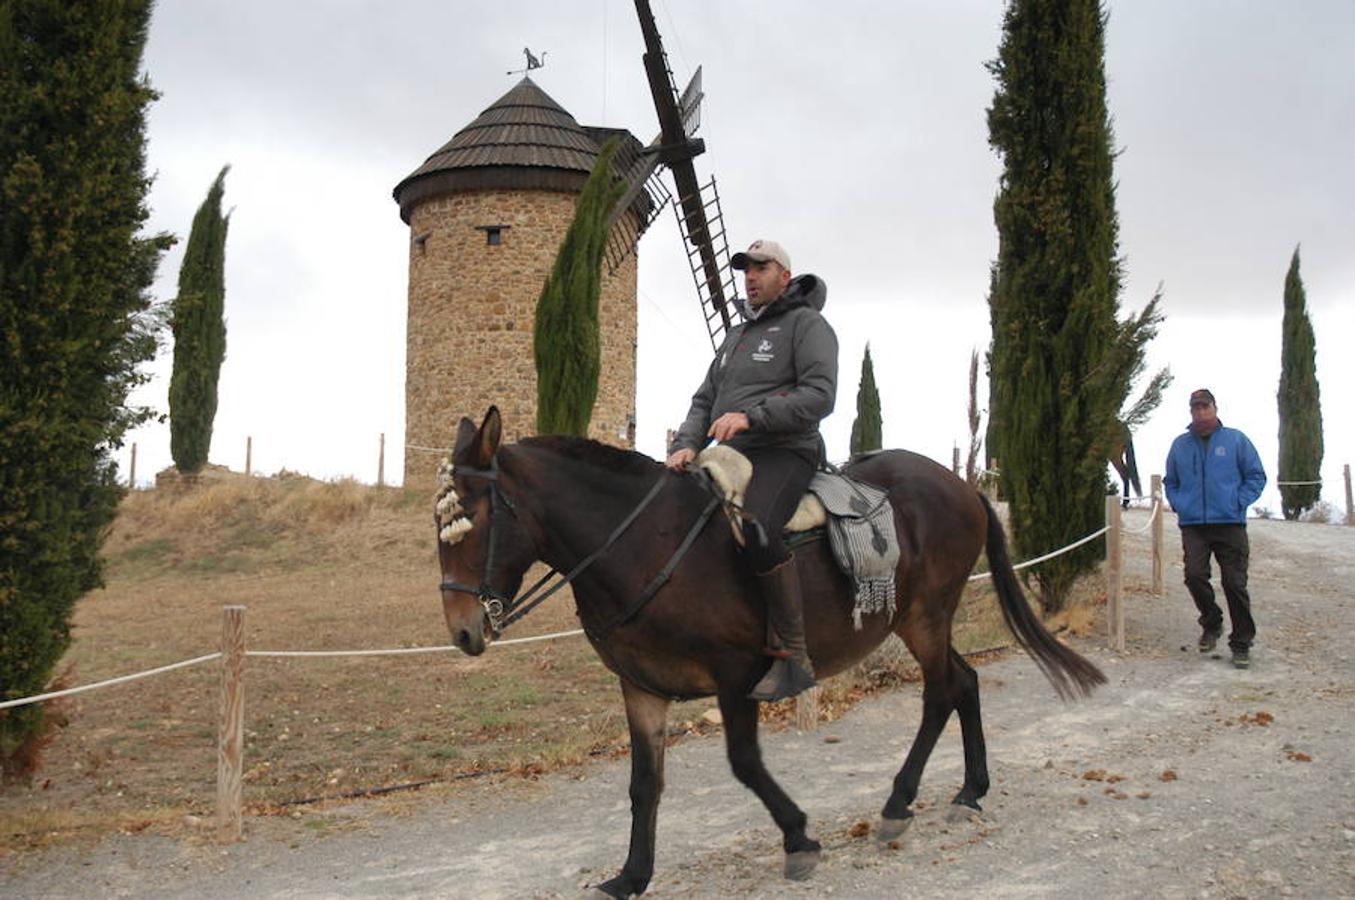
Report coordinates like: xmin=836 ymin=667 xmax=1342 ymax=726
xmin=125 ymin=1 xmax=1353 ymax=498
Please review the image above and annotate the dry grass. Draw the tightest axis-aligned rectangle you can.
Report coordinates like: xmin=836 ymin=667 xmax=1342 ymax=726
xmin=0 ymin=474 xmax=1097 ymax=854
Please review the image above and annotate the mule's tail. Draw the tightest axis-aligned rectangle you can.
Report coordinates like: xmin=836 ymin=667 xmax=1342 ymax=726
xmin=977 ymin=494 xmax=1106 ymax=700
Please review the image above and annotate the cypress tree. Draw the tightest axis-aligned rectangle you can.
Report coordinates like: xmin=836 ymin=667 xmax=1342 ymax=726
xmin=849 ymin=343 xmax=883 ymax=456
xmin=534 ymin=138 xmax=626 ymax=436
xmin=0 ymin=1 xmax=170 ymax=775
xmin=1277 ymin=246 xmax=1323 ymax=520
xmin=168 ymin=166 xmax=230 ymax=474
xmin=985 ymin=0 xmax=1131 ymax=612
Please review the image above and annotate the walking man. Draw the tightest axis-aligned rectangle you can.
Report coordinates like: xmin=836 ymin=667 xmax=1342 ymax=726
xmin=1164 ymin=389 xmax=1267 ymax=668
xmin=665 ymin=239 xmax=838 ymax=700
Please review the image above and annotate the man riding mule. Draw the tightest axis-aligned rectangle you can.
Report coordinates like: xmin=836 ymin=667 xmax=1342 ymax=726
xmin=665 ymin=238 xmax=838 ymax=701
xmin=435 ymin=408 xmax=1105 ymax=897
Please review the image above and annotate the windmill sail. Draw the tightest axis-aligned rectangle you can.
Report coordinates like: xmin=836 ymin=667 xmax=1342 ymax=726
xmin=622 ymin=0 xmax=741 ymax=351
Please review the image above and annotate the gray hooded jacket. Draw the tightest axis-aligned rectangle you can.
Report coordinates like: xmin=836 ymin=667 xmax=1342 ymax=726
xmin=670 ymin=274 xmax=838 ymax=464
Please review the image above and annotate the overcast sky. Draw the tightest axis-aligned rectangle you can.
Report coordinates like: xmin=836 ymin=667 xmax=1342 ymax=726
xmin=128 ymin=1 xmax=1355 ymax=516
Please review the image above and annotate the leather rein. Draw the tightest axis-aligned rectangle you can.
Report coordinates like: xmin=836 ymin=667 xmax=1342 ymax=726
xmin=438 ymin=458 xmax=722 ymax=638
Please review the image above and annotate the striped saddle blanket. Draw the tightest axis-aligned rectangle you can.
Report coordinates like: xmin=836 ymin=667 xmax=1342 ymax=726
xmin=806 ymin=471 xmax=899 ymax=629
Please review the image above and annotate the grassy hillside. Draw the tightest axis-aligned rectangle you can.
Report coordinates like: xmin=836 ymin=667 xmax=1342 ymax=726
xmin=0 ymin=473 xmax=1027 ymax=852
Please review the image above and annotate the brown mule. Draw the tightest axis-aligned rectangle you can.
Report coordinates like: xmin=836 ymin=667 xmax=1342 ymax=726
xmin=436 ymin=408 xmax=1105 ymax=898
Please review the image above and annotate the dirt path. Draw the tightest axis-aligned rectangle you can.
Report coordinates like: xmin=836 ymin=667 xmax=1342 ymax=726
xmin=5 ymin=514 xmax=1354 ymax=898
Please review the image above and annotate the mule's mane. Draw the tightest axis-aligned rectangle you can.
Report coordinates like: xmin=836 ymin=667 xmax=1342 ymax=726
xmin=517 ymin=435 xmax=661 ymax=479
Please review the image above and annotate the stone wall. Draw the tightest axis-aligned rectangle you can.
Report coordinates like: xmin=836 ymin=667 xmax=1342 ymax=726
xmin=402 ymin=188 xmax=638 ymax=488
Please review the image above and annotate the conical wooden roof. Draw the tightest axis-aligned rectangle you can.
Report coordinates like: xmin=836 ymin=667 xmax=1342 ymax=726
xmin=393 ymin=77 xmax=633 ymax=222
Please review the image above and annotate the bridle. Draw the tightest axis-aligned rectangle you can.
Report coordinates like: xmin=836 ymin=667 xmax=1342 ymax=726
xmin=437 ymin=457 xmax=519 ymax=634
xmin=437 ymin=456 xmax=722 ymax=638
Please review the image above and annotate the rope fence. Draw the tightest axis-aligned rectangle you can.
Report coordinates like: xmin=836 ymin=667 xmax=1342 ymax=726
xmin=0 ymin=476 xmax=1177 ymax=840
xmin=0 ymin=630 xmax=588 ymax=711
xmin=967 ymin=524 xmax=1112 ymax=581
xmin=1123 ymin=497 xmax=1161 ymax=535
xmin=245 ymin=628 xmax=585 ymax=659
xmin=0 ymin=653 xmax=223 ymax=711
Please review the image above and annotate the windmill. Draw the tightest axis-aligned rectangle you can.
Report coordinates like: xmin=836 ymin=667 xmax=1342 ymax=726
xmin=604 ymin=0 xmax=742 ymax=352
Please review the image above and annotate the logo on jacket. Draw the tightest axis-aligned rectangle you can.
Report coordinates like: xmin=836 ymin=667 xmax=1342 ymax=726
xmin=1215 ymin=446 xmax=1227 ymax=457
xmin=752 ymin=339 xmax=775 ymax=363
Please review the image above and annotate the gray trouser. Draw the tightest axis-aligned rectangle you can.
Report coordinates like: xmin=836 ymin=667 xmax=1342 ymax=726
xmin=1181 ymin=524 xmax=1255 ymax=651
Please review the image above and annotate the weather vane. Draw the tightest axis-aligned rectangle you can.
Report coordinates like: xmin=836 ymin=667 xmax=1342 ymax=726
xmin=507 ymin=47 xmax=546 ymax=76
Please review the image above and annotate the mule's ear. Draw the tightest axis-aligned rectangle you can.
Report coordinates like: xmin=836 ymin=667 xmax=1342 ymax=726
xmin=472 ymin=406 xmax=502 ymax=468
xmin=452 ymin=416 xmax=478 ymax=465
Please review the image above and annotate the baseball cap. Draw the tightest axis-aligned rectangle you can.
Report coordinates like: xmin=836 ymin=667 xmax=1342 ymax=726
xmin=730 ymin=239 xmax=791 ymax=272
xmin=1189 ymin=388 xmax=1216 ymax=407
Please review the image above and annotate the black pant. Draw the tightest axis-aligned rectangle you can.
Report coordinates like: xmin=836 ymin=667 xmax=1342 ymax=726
xmin=1181 ymin=524 xmax=1255 ymax=651
xmin=741 ymin=447 xmax=816 ymax=574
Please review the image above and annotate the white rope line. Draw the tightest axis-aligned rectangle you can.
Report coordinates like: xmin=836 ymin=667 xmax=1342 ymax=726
xmin=498 ymin=628 xmax=585 ymax=646
xmin=406 ymin=444 xmax=447 ymax=454
xmin=1009 ymin=526 xmax=1110 ymax=571
xmin=0 ymin=653 xmax=222 ymax=711
xmin=1275 ymin=480 xmax=1322 ymax=486
xmin=968 ymin=524 xmax=1111 ymax=582
xmin=248 ymin=647 xmax=455 ymax=658
xmin=1123 ymin=500 xmax=1161 ymax=534
xmin=6 ymin=493 xmax=1171 ymax=706
xmin=0 ymin=628 xmax=593 ymax=709
xmin=246 ymin=628 xmax=586 ymax=658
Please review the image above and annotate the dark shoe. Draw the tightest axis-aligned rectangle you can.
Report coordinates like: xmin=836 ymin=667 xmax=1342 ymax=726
xmin=1231 ymin=649 xmax=1250 ymax=669
xmin=748 ymin=555 xmax=817 ymax=702
xmin=1198 ymin=629 xmax=1221 ymax=653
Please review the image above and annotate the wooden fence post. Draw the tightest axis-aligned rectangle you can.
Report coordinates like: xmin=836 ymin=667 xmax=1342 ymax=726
xmin=129 ymin=442 xmax=137 ymax=489
xmin=794 ymin=685 xmax=819 ymax=732
xmin=984 ymin=458 xmax=1000 ymax=503
xmin=217 ymin=605 xmax=246 ymax=842
xmin=245 ymin=436 xmax=253 ymax=477
xmin=378 ymin=433 xmax=386 ymax=487
xmin=1106 ymin=495 xmax=1124 ymax=651
xmin=1151 ymin=474 xmax=1164 ymax=596
xmin=1344 ymin=463 xmax=1353 ymax=526
xmin=952 ymin=445 xmax=960 ymax=476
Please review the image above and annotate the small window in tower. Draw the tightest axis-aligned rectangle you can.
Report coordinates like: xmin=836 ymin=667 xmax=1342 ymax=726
xmin=476 ymin=224 xmax=510 ymax=246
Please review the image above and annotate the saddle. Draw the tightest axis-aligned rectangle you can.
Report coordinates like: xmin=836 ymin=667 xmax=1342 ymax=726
xmin=696 ymin=445 xmax=825 ymax=542
xmin=696 ymin=445 xmax=900 ymax=628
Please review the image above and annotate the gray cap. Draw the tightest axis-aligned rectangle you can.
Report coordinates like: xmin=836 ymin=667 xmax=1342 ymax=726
xmin=730 ymin=238 xmax=791 ymax=272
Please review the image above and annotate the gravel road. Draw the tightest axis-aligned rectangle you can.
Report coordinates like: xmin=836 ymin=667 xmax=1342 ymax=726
xmin=5 ymin=513 xmax=1354 ymax=899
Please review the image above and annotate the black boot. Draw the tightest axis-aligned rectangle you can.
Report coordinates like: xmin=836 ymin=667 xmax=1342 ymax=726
xmin=748 ymin=555 xmax=817 ymax=701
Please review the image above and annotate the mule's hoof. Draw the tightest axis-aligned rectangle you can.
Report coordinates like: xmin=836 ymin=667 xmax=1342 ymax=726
xmin=784 ymin=848 xmax=821 ymax=881
xmin=588 ymin=877 xmax=633 ymax=899
xmin=946 ymin=803 xmax=983 ymax=824
xmin=876 ymin=815 xmax=913 ymax=844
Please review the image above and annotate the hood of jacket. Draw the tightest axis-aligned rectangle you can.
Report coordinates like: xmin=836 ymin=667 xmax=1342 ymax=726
xmin=735 ymin=273 xmax=826 ymax=320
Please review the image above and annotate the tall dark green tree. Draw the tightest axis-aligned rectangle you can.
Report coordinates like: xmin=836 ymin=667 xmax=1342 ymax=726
xmin=986 ymin=0 xmax=1141 ymax=612
xmin=534 ymin=139 xmax=626 ymax=436
xmin=1277 ymin=246 xmax=1323 ymax=520
xmin=168 ymin=166 xmax=230 ymax=474
xmin=0 ymin=1 xmax=170 ymax=775
xmin=849 ymin=343 xmax=883 ymax=456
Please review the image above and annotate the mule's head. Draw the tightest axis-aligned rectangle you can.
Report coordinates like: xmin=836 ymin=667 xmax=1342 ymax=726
xmin=434 ymin=407 xmax=535 ymax=655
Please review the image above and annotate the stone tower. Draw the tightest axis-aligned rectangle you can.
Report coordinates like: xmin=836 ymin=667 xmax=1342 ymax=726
xmin=393 ymin=77 xmax=648 ymax=488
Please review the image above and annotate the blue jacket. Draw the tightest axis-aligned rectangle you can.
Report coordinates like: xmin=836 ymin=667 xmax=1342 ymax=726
xmin=1164 ymin=421 xmax=1267 ymax=525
